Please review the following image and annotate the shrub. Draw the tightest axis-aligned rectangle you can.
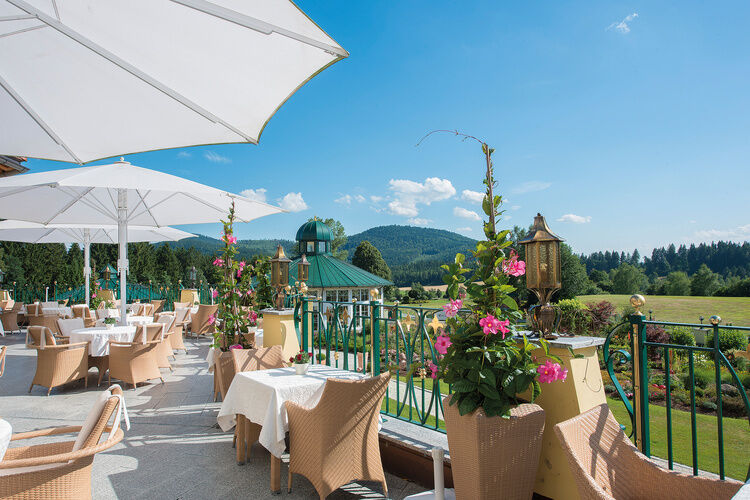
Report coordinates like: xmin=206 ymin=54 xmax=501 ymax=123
xmin=694 ymin=386 xmax=704 ymax=397
xmin=721 ymin=397 xmax=747 ymax=418
xmin=720 ymin=383 xmax=740 ymax=397
xmin=742 ymin=373 xmax=750 ymax=390
xmin=731 ymin=356 xmax=750 ymax=372
xmin=646 ymin=325 xmax=669 ymax=359
xmin=669 ymin=326 xmax=695 ymax=347
xmin=682 ymin=368 xmax=712 ymax=389
xmin=604 ymin=384 xmax=616 ymax=394
xmin=674 ymin=391 xmax=690 ymax=405
xmin=557 ymin=298 xmax=588 ymax=335
xmin=707 ymin=329 xmax=748 ymax=353
xmin=585 ymin=301 xmax=616 ymax=335
xmin=700 ymin=400 xmax=718 ymax=411
xmin=649 ymin=390 xmax=665 ymax=402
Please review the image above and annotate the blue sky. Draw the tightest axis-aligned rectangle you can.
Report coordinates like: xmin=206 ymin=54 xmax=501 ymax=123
xmin=27 ymin=1 xmax=750 ymax=255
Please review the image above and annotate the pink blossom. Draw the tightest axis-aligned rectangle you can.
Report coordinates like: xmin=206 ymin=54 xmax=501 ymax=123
xmin=212 ymin=257 xmax=224 ymax=266
xmin=479 ymin=314 xmax=502 ymax=336
xmin=434 ymin=334 xmax=452 ymax=355
xmin=207 ymin=314 xmax=216 ymax=325
xmin=442 ymin=298 xmax=463 ymax=318
xmin=498 ymin=319 xmax=510 ymax=339
xmin=557 ymin=366 xmax=568 ymax=382
xmin=92 ymin=293 xmax=97 ymax=298
xmin=211 ymin=289 xmax=219 ymax=298
xmin=223 ymin=233 xmax=237 ymax=245
xmin=428 ymin=362 xmax=439 ymax=379
xmin=501 ymin=250 xmax=526 ymax=277
xmin=229 ymin=344 xmax=242 ymax=350
xmin=236 ymin=269 xmax=242 ymax=279
xmin=537 ymin=360 xmax=567 ymax=384
xmin=248 ymin=311 xmax=258 ymax=323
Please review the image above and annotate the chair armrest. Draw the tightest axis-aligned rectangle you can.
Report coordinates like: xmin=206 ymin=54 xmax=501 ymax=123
xmin=0 ymin=428 xmax=123 ymax=469
xmin=10 ymin=425 xmax=82 ymax=441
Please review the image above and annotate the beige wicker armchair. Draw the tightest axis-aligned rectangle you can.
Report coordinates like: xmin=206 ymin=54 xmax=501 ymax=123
xmin=153 ymin=317 xmax=175 ymax=370
xmin=71 ymin=305 xmax=96 ymax=328
xmin=0 ymin=302 xmax=22 ymax=334
xmin=27 ymin=325 xmax=69 ymax=347
xmin=0 ymin=386 xmax=126 ymax=499
xmin=157 ymin=312 xmax=187 ymax=353
xmin=108 ymin=338 xmax=163 ymax=390
xmin=554 ymin=404 xmax=742 ymax=500
xmin=27 ymin=337 xmax=89 ymax=395
xmin=172 ymin=301 xmax=189 ymax=310
xmin=190 ymin=304 xmax=217 ymax=337
xmin=285 ymin=372 xmax=391 ymax=499
xmin=28 ymin=311 xmax=61 ymax=335
xmin=150 ymin=299 xmax=165 ymax=315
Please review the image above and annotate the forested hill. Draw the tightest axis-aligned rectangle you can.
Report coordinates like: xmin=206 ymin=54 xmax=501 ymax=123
xmin=341 ymin=225 xmax=477 ymax=285
xmin=167 ymin=235 xmax=295 ymax=259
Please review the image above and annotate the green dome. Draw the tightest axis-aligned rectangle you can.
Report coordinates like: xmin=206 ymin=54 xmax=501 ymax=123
xmin=295 ymin=220 xmax=332 ymax=242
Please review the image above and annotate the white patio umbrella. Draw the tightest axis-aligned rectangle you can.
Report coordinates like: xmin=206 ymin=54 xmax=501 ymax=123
xmin=0 ymin=0 xmax=348 ymax=163
xmin=0 ymin=220 xmax=194 ymax=306
xmin=0 ymin=159 xmax=284 ymax=323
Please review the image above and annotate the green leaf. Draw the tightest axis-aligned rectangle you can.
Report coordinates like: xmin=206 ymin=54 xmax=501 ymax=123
xmin=452 ymin=378 xmax=476 ymax=392
xmin=480 ymin=368 xmax=496 ymax=386
xmin=479 ymin=384 xmax=501 ymax=400
xmin=531 ymin=380 xmax=542 ymax=402
xmin=454 ymin=253 xmax=465 ymax=265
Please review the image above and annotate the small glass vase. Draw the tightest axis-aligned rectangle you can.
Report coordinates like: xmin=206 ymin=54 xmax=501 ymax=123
xmin=293 ymin=363 xmax=309 ymax=375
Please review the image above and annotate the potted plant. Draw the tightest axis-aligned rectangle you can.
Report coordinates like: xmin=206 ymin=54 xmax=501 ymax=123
xmin=289 ymin=350 xmax=312 ymax=375
xmin=247 ymin=310 xmax=259 ymax=333
xmin=428 ymin=135 xmax=567 ymax=500
xmin=103 ymin=317 xmax=117 ymax=330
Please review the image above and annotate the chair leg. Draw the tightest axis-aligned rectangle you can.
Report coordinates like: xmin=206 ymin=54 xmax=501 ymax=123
xmin=47 ymin=387 xmax=52 ymax=396
xmin=381 ymin=480 xmax=388 ymax=497
xmin=287 ymin=470 xmax=292 ymax=493
xmin=84 ymin=375 xmax=88 ymax=389
xmin=28 ymin=383 xmax=33 ymax=393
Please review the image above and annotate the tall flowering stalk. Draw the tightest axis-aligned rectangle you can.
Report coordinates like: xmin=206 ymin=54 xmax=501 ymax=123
xmin=431 ymin=137 xmax=566 ymax=417
xmin=212 ymin=202 xmax=259 ymax=350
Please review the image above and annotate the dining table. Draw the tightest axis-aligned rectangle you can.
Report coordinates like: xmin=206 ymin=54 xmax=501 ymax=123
xmin=216 ymin=365 xmax=370 ymax=493
xmin=70 ymin=325 xmax=137 ymax=385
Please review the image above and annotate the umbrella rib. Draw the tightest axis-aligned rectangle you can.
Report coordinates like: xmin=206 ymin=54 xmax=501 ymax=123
xmin=0 ymin=74 xmax=82 ymax=163
xmin=0 ymin=23 xmax=46 ymax=38
xmin=0 ymin=15 xmax=35 ymax=21
xmin=56 ymin=186 xmax=117 ymax=223
xmin=6 ymin=0 xmax=257 ymax=144
xmin=131 ymin=191 xmax=181 ymax=220
xmin=170 ymin=0 xmax=349 ymax=58
xmin=133 ymin=189 xmax=160 ymax=227
xmin=181 ymin=191 xmax=232 ymax=219
xmin=43 ymin=186 xmax=95 ymax=225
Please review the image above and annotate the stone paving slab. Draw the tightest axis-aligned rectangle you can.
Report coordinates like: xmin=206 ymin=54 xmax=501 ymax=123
xmin=0 ymin=332 xmax=425 ymax=499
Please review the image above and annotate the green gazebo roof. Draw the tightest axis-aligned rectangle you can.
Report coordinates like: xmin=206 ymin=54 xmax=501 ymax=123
xmin=289 ymin=253 xmax=392 ymax=289
xmin=295 ymin=220 xmax=332 ymax=242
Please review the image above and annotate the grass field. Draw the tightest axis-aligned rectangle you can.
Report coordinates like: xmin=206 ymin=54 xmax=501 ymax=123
xmin=607 ymin=397 xmax=750 ymax=481
xmin=577 ymin=294 xmax=750 ymax=326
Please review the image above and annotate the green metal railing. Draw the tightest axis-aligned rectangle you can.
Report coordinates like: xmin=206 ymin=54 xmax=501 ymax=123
xmin=605 ymin=314 xmax=750 ymax=480
xmin=296 ymin=296 xmax=450 ymax=432
xmin=6 ymin=281 xmax=213 ymax=310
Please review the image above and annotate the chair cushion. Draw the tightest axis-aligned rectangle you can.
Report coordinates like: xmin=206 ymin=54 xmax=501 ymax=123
xmin=72 ymin=390 xmax=109 ymax=452
xmin=56 ymin=318 xmax=84 ymax=337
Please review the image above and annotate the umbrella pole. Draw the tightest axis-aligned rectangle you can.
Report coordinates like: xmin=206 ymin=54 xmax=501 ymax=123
xmin=117 ymin=189 xmax=129 ymax=326
xmin=84 ymin=229 xmax=91 ymax=306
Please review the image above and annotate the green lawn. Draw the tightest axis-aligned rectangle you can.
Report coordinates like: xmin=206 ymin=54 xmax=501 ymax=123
xmin=607 ymin=397 xmax=750 ymax=480
xmin=577 ymin=294 xmax=750 ymax=326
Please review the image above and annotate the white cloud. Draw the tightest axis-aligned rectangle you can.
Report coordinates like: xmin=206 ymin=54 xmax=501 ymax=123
xmin=511 ymin=181 xmax=552 ymax=194
xmin=204 ymin=151 xmax=231 ymax=164
xmin=557 ymin=214 xmax=592 ymax=224
xmin=278 ymin=192 xmax=308 ymax=212
xmin=691 ymin=224 xmax=750 ymax=243
xmin=370 ymin=195 xmax=384 ymax=203
xmin=461 ymin=189 xmax=484 ymax=204
xmin=456 ymin=227 xmax=473 ymax=233
xmin=335 ymin=194 xmax=366 ymax=206
xmin=407 ymin=217 xmax=432 ymax=226
xmin=387 ymin=177 xmax=456 ymax=217
xmin=511 ymin=205 xmax=521 ymax=211
xmin=240 ymin=188 xmax=267 ymax=203
xmin=177 ymin=151 xmax=191 ymax=159
xmin=607 ymin=13 xmax=638 ymax=34
xmin=454 ymin=207 xmax=481 ymax=221
xmin=355 ymin=194 xmax=366 ymax=203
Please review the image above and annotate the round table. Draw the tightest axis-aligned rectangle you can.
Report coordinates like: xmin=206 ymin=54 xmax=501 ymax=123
xmin=42 ymin=306 xmax=72 ymax=317
xmin=127 ymin=315 xmax=154 ymax=325
xmin=0 ymin=418 xmax=11 ymax=461
xmin=70 ymin=326 xmax=136 ymax=357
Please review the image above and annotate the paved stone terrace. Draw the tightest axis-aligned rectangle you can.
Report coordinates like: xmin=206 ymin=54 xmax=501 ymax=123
xmin=0 ymin=332 xmax=425 ymax=499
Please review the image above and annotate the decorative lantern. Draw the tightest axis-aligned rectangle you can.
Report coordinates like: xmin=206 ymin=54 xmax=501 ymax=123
xmin=102 ymin=266 xmax=111 ymax=289
xmin=189 ymin=266 xmax=197 ymax=287
xmin=298 ymin=254 xmax=310 ymax=283
xmin=519 ymin=213 xmax=564 ymax=337
xmin=271 ymin=244 xmax=291 ymax=309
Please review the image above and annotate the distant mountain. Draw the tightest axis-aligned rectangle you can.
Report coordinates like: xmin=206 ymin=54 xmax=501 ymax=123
xmin=341 ymin=225 xmax=477 ymax=286
xmin=169 ymin=226 xmax=476 ymax=286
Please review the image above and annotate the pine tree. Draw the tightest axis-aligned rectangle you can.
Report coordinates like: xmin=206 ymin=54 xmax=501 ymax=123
xmin=352 ymin=240 xmax=391 ymax=280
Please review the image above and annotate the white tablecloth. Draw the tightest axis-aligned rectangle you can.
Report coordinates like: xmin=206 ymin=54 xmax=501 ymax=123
xmin=70 ymin=326 xmax=136 ymax=357
xmin=217 ymin=365 xmax=369 ymax=457
xmin=41 ymin=306 xmax=72 ymax=317
xmin=205 ymin=330 xmax=264 ymax=372
xmin=127 ymin=315 xmax=154 ymax=325
xmin=0 ymin=418 xmax=11 ymax=462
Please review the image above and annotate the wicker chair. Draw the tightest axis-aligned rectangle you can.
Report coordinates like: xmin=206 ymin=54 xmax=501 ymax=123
xmin=285 ymin=372 xmax=391 ymax=499
xmin=27 ymin=325 xmax=68 ymax=346
xmin=554 ymin=404 xmax=742 ymax=500
xmin=71 ymin=305 xmax=96 ymax=328
xmin=0 ymin=345 xmax=6 ymax=377
xmin=190 ymin=304 xmax=217 ymax=337
xmin=1 ymin=302 xmax=22 ymax=334
xmin=153 ymin=316 xmax=175 ymax=370
xmin=141 ymin=303 xmax=155 ymax=317
xmin=57 ymin=318 xmax=84 ymax=341
xmin=27 ymin=304 xmax=61 ymax=335
xmin=108 ymin=336 xmax=163 ymax=390
xmin=157 ymin=312 xmax=187 ymax=354
xmin=172 ymin=301 xmax=189 ymax=310
xmin=0 ymin=385 xmax=126 ymax=499
xmin=173 ymin=307 xmax=191 ymax=338
xmin=150 ymin=299 xmax=165 ymax=315
xmin=130 ymin=303 xmax=144 ymax=316
xmin=27 ymin=335 xmax=89 ymax=396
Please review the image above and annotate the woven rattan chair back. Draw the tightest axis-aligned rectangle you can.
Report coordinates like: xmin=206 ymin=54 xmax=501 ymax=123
xmin=57 ymin=318 xmax=84 ymax=337
xmin=150 ymin=300 xmax=165 ymax=315
xmin=172 ymin=301 xmax=189 ymax=310
xmin=27 ymin=326 xmax=56 ymax=347
xmin=155 ymin=313 xmax=175 ymax=333
xmin=144 ymin=323 xmax=164 ymax=342
xmin=231 ymin=345 xmax=284 ymax=373
xmin=27 ymin=303 xmax=41 ymax=316
xmin=191 ymin=304 xmax=218 ymax=335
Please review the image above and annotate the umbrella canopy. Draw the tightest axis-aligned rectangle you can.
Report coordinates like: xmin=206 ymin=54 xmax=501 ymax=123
xmin=0 ymin=0 xmax=348 ymax=163
xmin=0 ymin=220 xmax=194 ymax=305
xmin=0 ymin=159 xmax=283 ymax=321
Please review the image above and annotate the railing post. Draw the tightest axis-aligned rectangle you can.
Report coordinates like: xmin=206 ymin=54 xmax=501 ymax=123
xmin=629 ymin=294 xmax=650 ymax=455
xmin=710 ymin=315 xmax=725 ymax=479
xmin=371 ymin=298 xmax=381 ymax=376
xmin=301 ymin=295 xmax=309 ymax=353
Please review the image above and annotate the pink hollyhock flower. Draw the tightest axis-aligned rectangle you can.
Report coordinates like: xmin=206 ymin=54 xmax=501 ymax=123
xmin=212 ymin=257 xmax=224 ymax=266
xmin=442 ymin=298 xmax=463 ymax=318
xmin=207 ymin=314 xmax=216 ymax=325
xmin=434 ymin=334 xmax=452 ymax=355
xmin=428 ymin=362 xmax=439 ymax=379
xmin=498 ymin=319 xmax=511 ymax=339
xmin=211 ymin=289 xmax=218 ymax=298
xmin=537 ymin=360 xmax=559 ymax=384
xmin=229 ymin=344 xmax=242 ymax=350
xmin=501 ymin=250 xmax=526 ymax=277
xmin=479 ymin=314 xmax=502 ymax=335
